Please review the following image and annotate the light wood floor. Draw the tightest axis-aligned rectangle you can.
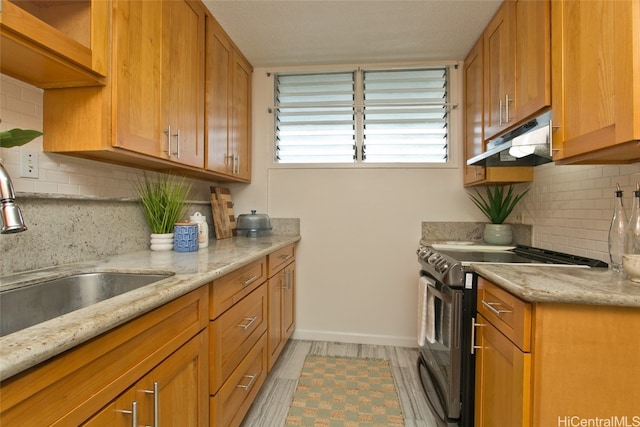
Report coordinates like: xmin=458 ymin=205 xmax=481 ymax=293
xmin=240 ymin=340 xmax=438 ymax=427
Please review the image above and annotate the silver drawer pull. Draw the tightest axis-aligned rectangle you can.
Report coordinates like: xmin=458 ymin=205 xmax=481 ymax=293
xmin=240 ymin=275 xmax=258 ymax=286
xmin=236 ymin=374 xmax=257 ymax=390
xmin=481 ymin=300 xmax=512 ymax=316
xmin=279 ymin=254 xmax=292 ymax=261
xmin=143 ymin=381 xmax=159 ymax=427
xmin=118 ymin=401 xmax=138 ymax=427
xmin=470 ymin=317 xmax=486 ymax=355
xmin=237 ymin=316 xmax=257 ymax=330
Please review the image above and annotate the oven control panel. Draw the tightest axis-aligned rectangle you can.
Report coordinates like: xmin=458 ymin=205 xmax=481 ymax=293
xmin=417 ymin=245 xmax=465 ymax=287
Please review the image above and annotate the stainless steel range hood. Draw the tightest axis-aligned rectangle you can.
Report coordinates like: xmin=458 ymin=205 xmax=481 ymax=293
xmin=467 ymin=111 xmax=553 ymax=167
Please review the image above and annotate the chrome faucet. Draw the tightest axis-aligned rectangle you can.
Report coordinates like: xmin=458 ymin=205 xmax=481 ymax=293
xmin=0 ymin=162 xmax=27 ymax=233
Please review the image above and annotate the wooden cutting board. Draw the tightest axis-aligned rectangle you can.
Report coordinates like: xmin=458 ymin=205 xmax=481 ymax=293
xmin=210 ymin=186 xmax=236 ymax=239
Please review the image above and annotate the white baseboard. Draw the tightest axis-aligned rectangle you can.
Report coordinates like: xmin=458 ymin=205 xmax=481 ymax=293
xmin=292 ymin=329 xmax=418 ymax=348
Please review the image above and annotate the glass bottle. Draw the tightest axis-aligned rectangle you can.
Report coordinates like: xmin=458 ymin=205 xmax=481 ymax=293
xmin=608 ymin=183 xmax=628 ymax=272
xmin=626 ymin=183 xmax=640 ymax=255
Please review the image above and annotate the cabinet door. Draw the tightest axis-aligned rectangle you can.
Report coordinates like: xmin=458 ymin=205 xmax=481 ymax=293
xmin=82 ymin=331 xmax=208 ymax=427
xmin=283 ymin=262 xmax=296 ymax=340
xmin=483 ymin=1 xmax=515 ymax=140
xmin=267 ymin=261 xmax=296 ymax=370
xmin=513 ymin=0 xmax=550 ymax=123
xmin=138 ymin=331 xmax=209 ymax=427
xmin=475 ymin=314 xmax=531 ymax=427
xmin=230 ymin=51 xmax=252 ymax=181
xmin=267 ymin=270 xmax=284 ymax=370
xmin=206 ymin=17 xmax=233 ymax=175
xmin=552 ymin=0 xmax=640 ymax=163
xmin=164 ymin=0 xmax=205 ymax=168
xmin=114 ymin=0 xmax=166 ymax=158
xmin=463 ymin=37 xmax=486 ymax=185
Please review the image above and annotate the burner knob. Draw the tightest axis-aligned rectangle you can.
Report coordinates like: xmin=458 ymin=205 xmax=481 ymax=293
xmin=417 ymin=246 xmax=431 ymax=260
xmin=436 ymin=261 xmax=450 ymax=273
xmin=427 ymin=253 xmax=441 ymax=265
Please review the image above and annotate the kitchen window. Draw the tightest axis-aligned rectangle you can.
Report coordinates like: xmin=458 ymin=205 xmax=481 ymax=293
xmin=273 ymin=66 xmax=454 ymax=165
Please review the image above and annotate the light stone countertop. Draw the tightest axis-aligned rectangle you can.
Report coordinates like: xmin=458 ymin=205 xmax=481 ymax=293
xmin=471 ymin=264 xmax=640 ymax=307
xmin=0 ymin=234 xmax=300 ymax=380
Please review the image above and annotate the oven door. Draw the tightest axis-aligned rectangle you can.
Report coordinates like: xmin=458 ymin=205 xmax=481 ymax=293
xmin=417 ymin=274 xmax=463 ymax=426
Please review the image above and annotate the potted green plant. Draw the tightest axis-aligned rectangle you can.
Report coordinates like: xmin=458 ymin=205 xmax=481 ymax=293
xmin=135 ymin=173 xmax=192 ymax=250
xmin=468 ymin=185 xmax=529 ymax=244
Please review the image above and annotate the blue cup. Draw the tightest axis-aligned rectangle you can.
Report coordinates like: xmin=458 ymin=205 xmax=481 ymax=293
xmin=174 ymin=223 xmax=199 ymax=252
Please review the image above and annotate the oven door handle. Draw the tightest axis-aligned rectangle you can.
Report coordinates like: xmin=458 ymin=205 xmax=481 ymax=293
xmin=426 ymin=284 xmax=453 ymax=304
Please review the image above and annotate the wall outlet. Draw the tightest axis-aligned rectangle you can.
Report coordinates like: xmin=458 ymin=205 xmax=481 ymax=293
xmin=512 ymin=212 xmax=525 ymax=224
xmin=20 ymin=149 xmax=39 ymax=178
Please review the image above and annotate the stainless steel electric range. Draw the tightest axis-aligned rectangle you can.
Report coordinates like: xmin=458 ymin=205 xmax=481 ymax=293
xmin=416 ymin=242 xmax=607 ymax=427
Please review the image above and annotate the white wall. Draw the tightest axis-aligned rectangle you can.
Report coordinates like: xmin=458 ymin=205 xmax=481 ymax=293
xmin=230 ymin=68 xmax=483 ymax=346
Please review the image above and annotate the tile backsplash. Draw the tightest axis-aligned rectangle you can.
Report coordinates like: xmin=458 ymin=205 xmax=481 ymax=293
xmin=512 ymin=162 xmax=640 ymax=263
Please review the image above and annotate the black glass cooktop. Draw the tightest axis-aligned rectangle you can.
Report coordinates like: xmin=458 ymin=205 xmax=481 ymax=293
xmin=437 ymin=244 xmax=609 ymax=267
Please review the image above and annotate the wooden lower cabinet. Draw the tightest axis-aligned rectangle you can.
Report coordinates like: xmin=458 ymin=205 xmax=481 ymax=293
xmin=474 ymin=313 xmax=531 ymax=427
xmin=0 ymin=287 xmax=209 ymax=426
xmin=475 ymin=277 xmax=640 ymax=426
xmin=267 ymin=244 xmax=296 ymax=370
xmin=83 ymin=330 xmax=209 ymax=426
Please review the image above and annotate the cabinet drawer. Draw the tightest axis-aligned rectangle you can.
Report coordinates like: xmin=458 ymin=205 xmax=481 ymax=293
xmin=477 ymin=277 xmax=532 ymax=351
xmin=267 ymin=244 xmax=295 ymax=277
xmin=210 ymin=283 xmax=267 ymax=394
xmin=210 ymin=257 xmax=267 ymax=319
xmin=211 ymin=333 xmax=267 ymax=427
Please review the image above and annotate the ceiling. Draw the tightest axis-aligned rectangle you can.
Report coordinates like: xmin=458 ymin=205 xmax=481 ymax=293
xmin=202 ymin=0 xmax=503 ymax=68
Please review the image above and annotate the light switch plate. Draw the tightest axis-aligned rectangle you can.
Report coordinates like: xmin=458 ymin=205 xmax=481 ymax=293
xmin=20 ymin=149 xmax=39 ymax=178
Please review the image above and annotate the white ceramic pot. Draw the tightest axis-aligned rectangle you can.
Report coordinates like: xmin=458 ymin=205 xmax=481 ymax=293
xmin=150 ymin=233 xmax=174 ymax=251
xmin=483 ymin=224 xmax=513 ymax=245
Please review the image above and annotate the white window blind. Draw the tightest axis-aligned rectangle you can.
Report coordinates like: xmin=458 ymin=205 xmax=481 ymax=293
xmin=274 ymin=67 xmax=450 ymax=164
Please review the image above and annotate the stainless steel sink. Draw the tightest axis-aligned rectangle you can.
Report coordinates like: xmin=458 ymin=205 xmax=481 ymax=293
xmin=0 ymin=272 xmax=173 ymax=337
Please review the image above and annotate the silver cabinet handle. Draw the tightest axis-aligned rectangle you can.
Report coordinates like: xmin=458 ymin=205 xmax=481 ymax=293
xmin=279 ymin=254 xmax=292 ymax=261
xmin=234 ymin=154 xmax=240 ymax=174
xmin=282 ymin=269 xmax=292 ymax=290
xmin=236 ymin=374 xmax=257 ymax=390
xmin=481 ymin=300 xmax=512 ymax=316
xmin=143 ymin=381 xmax=159 ymax=427
xmin=504 ymin=94 xmax=511 ymax=124
xmin=470 ymin=317 xmax=485 ymax=355
xmin=119 ymin=401 xmax=138 ymax=427
xmin=240 ymin=275 xmax=258 ymax=286
xmin=175 ymin=128 xmax=181 ymax=159
xmin=164 ymin=124 xmax=172 ymax=157
xmin=237 ymin=316 xmax=257 ymax=330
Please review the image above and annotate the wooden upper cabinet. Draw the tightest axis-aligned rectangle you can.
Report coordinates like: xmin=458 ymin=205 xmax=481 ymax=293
xmin=551 ymin=0 xmax=640 ymax=164
xmin=164 ymin=0 xmax=205 ymax=168
xmin=0 ymin=0 xmax=108 ymax=88
xmin=205 ymin=14 xmax=253 ymax=182
xmin=464 ymin=37 xmax=487 ymax=186
xmin=115 ymin=0 xmax=204 ymax=167
xmin=514 ymin=0 xmax=551 ymax=123
xmin=484 ymin=0 xmax=551 ymax=141
xmin=483 ymin=0 xmax=515 ymax=140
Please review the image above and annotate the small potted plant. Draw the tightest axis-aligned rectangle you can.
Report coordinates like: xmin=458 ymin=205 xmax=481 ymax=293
xmin=468 ymin=185 xmax=529 ymax=244
xmin=135 ymin=173 xmax=192 ymax=250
